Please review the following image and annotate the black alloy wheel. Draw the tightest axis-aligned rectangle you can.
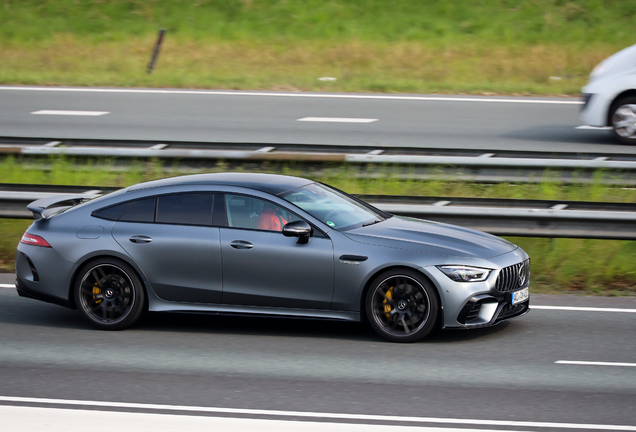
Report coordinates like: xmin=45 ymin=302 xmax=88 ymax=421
xmin=610 ymin=97 xmax=636 ymax=144
xmin=75 ymin=258 xmax=145 ymax=330
xmin=366 ymin=269 xmax=439 ymax=343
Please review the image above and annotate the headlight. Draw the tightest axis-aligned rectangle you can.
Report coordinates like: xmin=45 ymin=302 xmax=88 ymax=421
xmin=437 ymin=265 xmax=491 ymax=282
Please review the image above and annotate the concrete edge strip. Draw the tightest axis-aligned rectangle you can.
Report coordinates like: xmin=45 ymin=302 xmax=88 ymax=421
xmin=0 ymin=396 xmax=633 ymax=430
xmin=0 ymin=406 xmax=545 ymax=432
xmin=0 ymin=86 xmax=583 ymax=104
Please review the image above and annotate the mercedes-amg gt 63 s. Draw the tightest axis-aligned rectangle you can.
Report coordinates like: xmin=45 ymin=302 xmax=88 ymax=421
xmin=16 ymin=173 xmax=530 ymax=342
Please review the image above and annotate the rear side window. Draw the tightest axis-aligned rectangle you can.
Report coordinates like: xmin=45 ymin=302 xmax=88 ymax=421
xmin=94 ymin=198 xmax=156 ymax=222
xmin=93 ymin=203 xmax=130 ymax=221
xmin=156 ymin=193 xmax=214 ymax=226
xmin=120 ymin=198 xmax=156 ymax=222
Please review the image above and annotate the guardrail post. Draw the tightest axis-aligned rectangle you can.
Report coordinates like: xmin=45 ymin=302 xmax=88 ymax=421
xmin=147 ymin=29 xmax=166 ymax=74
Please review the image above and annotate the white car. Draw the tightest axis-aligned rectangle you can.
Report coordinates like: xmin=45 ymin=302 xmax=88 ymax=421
xmin=580 ymin=43 xmax=636 ymax=144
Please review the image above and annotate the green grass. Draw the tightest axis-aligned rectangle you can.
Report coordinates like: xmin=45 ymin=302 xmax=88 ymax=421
xmin=1 ymin=156 xmax=635 ymax=296
xmin=0 ymin=1 xmax=634 ymax=94
xmin=3 ymin=0 xmax=634 ymax=44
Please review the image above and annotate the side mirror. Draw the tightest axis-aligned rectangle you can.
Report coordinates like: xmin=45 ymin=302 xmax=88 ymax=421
xmin=282 ymin=220 xmax=312 ymax=244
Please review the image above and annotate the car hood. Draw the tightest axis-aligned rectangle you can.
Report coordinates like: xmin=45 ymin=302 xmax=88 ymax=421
xmin=343 ymin=216 xmax=517 ymax=259
xmin=589 ymin=43 xmax=636 ymax=82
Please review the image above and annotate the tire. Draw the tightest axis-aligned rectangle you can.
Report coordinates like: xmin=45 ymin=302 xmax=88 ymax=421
xmin=610 ymin=97 xmax=636 ymax=144
xmin=365 ymin=269 xmax=439 ymax=343
xmin=74 ymin=258 xmax=146 ymax=330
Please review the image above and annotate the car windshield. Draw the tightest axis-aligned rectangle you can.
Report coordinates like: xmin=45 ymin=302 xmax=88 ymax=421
xmin=281 ymin=183 xmax=386 ymax=230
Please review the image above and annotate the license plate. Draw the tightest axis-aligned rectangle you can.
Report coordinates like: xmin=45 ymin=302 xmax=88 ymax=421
xmin=512 ymin=287 xmax=529 ymax=304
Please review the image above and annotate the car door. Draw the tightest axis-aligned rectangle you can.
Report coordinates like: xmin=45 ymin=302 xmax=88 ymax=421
xmin=110 ymin=193 xmax=223 ymax=303
xmin=219 ymin=193 xmax=334 ymax=309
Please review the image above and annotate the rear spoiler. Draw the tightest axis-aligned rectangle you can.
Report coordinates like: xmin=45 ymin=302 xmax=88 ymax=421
xmin=27 ymin=194 xmax=96 ymax=221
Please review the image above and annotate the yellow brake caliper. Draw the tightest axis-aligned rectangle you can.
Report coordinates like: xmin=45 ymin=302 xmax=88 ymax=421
xmin=93 ymin=282 xmax=102 ymax=304
xmin=383 ymin=287 xmax=394 ymax=319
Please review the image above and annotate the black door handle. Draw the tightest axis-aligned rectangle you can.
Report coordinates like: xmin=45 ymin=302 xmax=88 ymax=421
xmin=129 ymin=235 xmax=152 ymax=244
xmin=230 ymin=240 xmax=253 ymax=249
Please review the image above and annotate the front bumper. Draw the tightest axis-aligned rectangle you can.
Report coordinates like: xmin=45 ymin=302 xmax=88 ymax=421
xmin=455 ymin=292 xmax=529 ymax=329
xmin=579 ymin=92 xmax=610 ymax=127
xmin=427 ymin=251 xmax=531 ymax=330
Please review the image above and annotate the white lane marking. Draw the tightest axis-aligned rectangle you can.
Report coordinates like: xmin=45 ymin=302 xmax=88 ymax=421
xmin=31 ymin=110 xmax=109 ymax=116
xmin=0 ymin=86 xmax=583 ymax=104
xmin=533 ymin=305 xmax=636 ymax=313
xmin=576 ymin=125 xmax=613 ymax=130
xmin=556 ymin=361 xmax=636 ymax=368
xmin=3 ymin=280 xmax=634 ymax=315
xmin=298 ymin=117 xmax=378 ymax=123
xmin=0 ymin=396 xmax=633 ymax=431
xmin=2 ymin=278 xmax=632 ymax=315
xmin=42 ymin=141 xmax=62 ymax=147
xmin=0 ymin=406 xmax=532 ymax=432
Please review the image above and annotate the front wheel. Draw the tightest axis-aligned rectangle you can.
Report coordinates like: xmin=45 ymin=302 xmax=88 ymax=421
xmin=74 ymin=258 xmax=146 ymax=330
xmin=610 ymin=97 xmax=636 ymax=144
xmin=365 ymin=269 xmax=439 ymax=343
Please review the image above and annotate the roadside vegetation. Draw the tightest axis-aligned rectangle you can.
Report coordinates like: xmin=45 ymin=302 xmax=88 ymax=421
xmin=1 ymin=1 xmax=635 ymax=94
xmin=1 ymin=156 xmax=635 ymax=296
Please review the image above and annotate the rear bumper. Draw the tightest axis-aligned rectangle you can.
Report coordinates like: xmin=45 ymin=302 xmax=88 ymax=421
xmin=15 ymin=246 xmax=75 ymax=309
xmin=16 ymin=275 xmax=72 ymax=308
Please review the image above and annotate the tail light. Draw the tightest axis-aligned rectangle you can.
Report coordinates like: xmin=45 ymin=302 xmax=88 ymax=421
xmin=20 ymin=233 xmax=51 ymax=248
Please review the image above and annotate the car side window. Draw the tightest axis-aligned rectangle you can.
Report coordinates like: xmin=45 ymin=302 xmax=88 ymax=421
xmin=156 ymin=193 xmax=214 ymax=226
xmin=120 ymin=198 xmax=156 ymax=222
xmin=225 ymin=194 xmax=299 ymax=232
xmin=94 ymin=198 xmax=156 ymax=222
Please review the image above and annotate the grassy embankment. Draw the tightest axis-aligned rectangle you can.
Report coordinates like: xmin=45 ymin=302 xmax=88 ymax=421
xmin=1 ymin=2 xmax=636 ymax=294
xmin=1 ymin=156 xmax=635 ymax=296
xmin=1 ymin=1 xmax=635 ymax=94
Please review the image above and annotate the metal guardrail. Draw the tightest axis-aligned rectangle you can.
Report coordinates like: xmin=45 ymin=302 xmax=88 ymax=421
xmin=2 ymin=184 xmax=636 ymax=240
xmin=1 ymin=138 xmax=636 ymax=184
xmin=0 ymin=185 xmax=115 ymax=220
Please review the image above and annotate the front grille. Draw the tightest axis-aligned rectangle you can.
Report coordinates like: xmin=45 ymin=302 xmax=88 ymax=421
xmin=495 ymin=259 xmax=530 ymax=292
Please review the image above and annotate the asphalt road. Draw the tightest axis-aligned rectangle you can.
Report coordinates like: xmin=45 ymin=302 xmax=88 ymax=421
xmin=1 ymin=86 xmax=636 ymax=430
xmin=1 ymin=273 xmax=635 ymax=431
xmin=1 ymin=86 xmax=633 ymax=155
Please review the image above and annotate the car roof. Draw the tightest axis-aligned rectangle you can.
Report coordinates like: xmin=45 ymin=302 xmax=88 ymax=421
xmin=126 ymin=173 xmax=314 ymax=195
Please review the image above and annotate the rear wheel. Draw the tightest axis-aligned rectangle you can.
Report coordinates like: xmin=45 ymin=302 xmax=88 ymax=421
xmin=610 ymin=97 xmax=636 ymax=144
xmin=365 ymin=269 xmax=439 ymax=343
xmin=74 ymin=258 xmax=145 ymax=330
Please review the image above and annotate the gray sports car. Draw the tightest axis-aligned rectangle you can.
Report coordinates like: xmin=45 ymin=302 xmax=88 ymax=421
xmin=16 ymin=173 xmax=530 ymax=342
